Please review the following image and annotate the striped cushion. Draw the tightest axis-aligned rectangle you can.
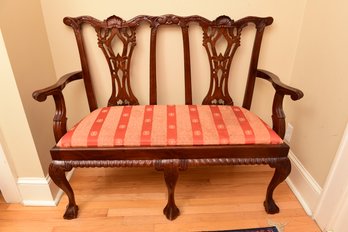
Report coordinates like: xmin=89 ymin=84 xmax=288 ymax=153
xmin=57 ymin=105 xmax=282 ymax=148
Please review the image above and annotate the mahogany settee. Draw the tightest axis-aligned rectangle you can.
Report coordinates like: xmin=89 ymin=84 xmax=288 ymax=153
xmin=33 ymin=14 xmax=303 ymax=220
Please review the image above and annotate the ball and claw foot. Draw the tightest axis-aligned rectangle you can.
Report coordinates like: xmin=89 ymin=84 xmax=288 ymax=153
xmin=63 ymin=204 xmax=79 ymax=220
xmin=264 ymin=199 xmax=279 ymax=214
xmin=263 ymin=157 xmax=291 ymax=215
xmin=163 ymin=203 xmax=180 ymax=220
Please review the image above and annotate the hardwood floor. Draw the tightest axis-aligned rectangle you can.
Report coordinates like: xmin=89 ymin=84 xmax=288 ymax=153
xmin=0 ymin=165 xmax=320 ymax=232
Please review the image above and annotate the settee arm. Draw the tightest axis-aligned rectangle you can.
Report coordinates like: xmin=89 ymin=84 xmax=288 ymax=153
xmin=257 ymin=69 xmax=303 ymax=100
xmin=33 ymin=71 xmax=83 ymax=102
xmin=256 ymin=69 xmax=304 ymax=139
xmin=32 ymin=71 xmax=83 ymax=142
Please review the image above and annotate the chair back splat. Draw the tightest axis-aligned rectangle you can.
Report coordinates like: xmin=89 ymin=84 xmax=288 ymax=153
xmin=63 ymin=15 xmax=273 ymax=109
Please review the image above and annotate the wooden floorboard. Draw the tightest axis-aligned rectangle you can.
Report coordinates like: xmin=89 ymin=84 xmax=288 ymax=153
xmin=0 ymin=165 xmax=321 ymax=231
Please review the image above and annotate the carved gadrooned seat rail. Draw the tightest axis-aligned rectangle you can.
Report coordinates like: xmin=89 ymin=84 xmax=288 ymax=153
xmin=33 ymin=14 xmax=303 ymax=220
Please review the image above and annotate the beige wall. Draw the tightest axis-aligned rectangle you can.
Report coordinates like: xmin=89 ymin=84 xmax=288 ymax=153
xmin=286 ymin=0 xmax=348 ymax=187
xmin=0 ymin=28 xmax=43 ymax=178
xmin=0 ymin=0 xmax=57 ymax=176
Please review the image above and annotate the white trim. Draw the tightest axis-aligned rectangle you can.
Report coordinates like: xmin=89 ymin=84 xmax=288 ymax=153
xmin=0 ymin=143 xmax=22 ymax=203
xmin=17 ymin=168 xmax=74 ymax=206
xmin=314 ymin=123 xmax=348 ymax=231
xmin=17 ymin=175 xmax=51 ymax=185
xmin=286 ymin=151 xmax=322 ymax=216
xmin=0 ymin=30 xmax=23 ymax=204
xmin=286 ymin=176 xmax=312 ymax=216
xmin=17 ymin=176 xmax=55 ymax=206
xmin=328 ymin=187 xmax=348 ymax=232
xmin=22 ymin=200 xmax=57 ymax=206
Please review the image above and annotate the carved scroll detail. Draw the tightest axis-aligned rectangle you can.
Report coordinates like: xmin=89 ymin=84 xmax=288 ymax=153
xmin=201 ymin=16 xmax=245 ymax=105
xmin=155 ymin=159 xmax=188 ymax=171
xmin=187 ymin=157 xmax=282 ymax=166
xmin=153 ymin=14 xmax=181 ymax=26
xmin=95 ymin=17 xmax=139 ymax=106
xmin=53 ymin=157 xmax=282 ymax=169
xmin=53 ymin=160 xmax=155 ymax=168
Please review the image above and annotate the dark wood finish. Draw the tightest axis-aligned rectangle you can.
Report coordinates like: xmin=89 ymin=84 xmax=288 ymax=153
xmin=149 ymin=26 xmax=158 ymax=105
xmin=257 ymin=69 xmax=304 ymax=138
xmin=33 ymin=71 xmax=83 ymax=142
xmin=155 ymin=159 xmax=185 ymax=220
xmin=264 ymin=157 xmax=291 ymax=213
xmin=242 ymin=18 xmax=273 ymax=110
xmin=63 ymin=18 xmax=98 ymax=111
xmin=49 ymin=162 xmax=78 ymax=219
xmin=32 ymin=14 xmax=303 ymax=221
xmin=181 ymin=25 xmax=193 ymax=105
xmin=50 ymin=144 xmax=289 ymax=161
xmin=201 ymin=15 xmax=239 ymax=105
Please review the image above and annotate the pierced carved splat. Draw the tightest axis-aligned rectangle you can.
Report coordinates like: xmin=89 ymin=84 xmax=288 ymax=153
xmin=96 ymin=16 xmax=139 ymax=106
xmin=201 ymin=16 xmax=244 ymax=105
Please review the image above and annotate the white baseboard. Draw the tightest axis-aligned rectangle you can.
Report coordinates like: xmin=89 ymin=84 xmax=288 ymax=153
xmin=313 ymin=123 xmax=348 ymax=231
xmin=17 ymin=175 xmax=56 ymax=206
xmin=21 ymin=200 xmax=57 ymax=206
xmin=286 ymin=151 xmax=322 ymax=216
xmin=0 ymin=143 xmax=22 ymax=203
xmin=17 ymin=168 xmax=74 ymax=206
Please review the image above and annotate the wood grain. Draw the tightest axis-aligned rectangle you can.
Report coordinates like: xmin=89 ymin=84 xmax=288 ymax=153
xmin=0 ymin=166 xmax=320 ymax=232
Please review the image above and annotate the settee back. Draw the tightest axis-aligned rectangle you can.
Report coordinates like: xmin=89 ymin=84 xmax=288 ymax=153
xmin=63 ymin=14 xmax=273 ymax=111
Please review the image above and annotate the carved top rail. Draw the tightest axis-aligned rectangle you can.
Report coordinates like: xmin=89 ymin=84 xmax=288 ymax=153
xmin=63 ymin=14 xmax=273 ymax=110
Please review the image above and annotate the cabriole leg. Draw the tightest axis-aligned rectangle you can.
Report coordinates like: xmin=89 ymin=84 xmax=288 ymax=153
xmin=163 ymin=164 xmax=180 ymax=220
xmin=264 ymin=157 xmax=291 ymax=214
xmin=156 ymin=159 xmax=182 ymax=220
xmin=49 ymin=162 xmax=78 ymax=219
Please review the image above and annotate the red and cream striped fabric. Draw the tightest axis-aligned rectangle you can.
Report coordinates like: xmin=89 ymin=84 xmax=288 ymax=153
xmin=57 ymin=105 xmax=283 ymax=148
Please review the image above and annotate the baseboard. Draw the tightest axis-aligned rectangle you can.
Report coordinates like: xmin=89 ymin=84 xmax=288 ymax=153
xmin=286 ymin=151 xmax=322 ymax=216
xmin=17 ymin=168 xmax=74 ymax=206
xmin=0 ymin=143 xmax=22 ymax=203
xmin=17 ymin=175 xmax=56 ymax=206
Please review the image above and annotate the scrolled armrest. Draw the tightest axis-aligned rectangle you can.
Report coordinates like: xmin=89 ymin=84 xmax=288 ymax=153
xmin=257 ymin=69 xmax=303 ymax=101
xmin=32 ymin=71 xmax=83 ymax=102
xmin=32 ymin=71 xmax=83 ymax=142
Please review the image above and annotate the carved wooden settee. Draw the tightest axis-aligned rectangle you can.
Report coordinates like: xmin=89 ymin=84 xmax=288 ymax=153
xmin=33 ymin=14 xmax=303 ymax=220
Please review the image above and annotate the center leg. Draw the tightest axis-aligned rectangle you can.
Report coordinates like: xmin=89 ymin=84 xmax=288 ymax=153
xmin=163 ymin=163 xmax=180 ymax=220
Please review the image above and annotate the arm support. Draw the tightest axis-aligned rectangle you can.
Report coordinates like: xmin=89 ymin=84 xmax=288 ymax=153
xmin=32 ymin=71 xmax=83 ymax=142
xmin=256 ymin=69 xmax=304 ymax=139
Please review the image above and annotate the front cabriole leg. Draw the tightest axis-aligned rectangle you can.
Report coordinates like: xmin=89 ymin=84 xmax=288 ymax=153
xmin=49 ymin=161 xmax=78 ymax=219
xmin=264 ymin=157 xmax=291 ymax=214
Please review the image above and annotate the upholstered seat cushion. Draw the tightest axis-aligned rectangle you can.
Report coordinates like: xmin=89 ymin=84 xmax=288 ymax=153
xmin=57 ymin=105 xmax=282 ymax=148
